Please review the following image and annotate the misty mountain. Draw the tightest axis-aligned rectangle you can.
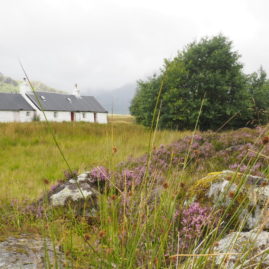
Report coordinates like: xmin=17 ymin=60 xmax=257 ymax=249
xmin=88 ymin=83 xmax=137 ymax=114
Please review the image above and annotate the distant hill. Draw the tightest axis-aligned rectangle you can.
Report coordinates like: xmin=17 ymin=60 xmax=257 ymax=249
xmin=0 ymin=72 xmax=63 ymax=93
xmin=0 ymin=73 xmax=19 ymax=92
xmin=89 ymin=83 xmax=137 ymax=114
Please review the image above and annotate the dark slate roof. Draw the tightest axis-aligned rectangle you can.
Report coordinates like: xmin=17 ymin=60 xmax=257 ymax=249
xmin=25 ymin=92 xmax=107 ymax=113
xmin=0 ymin=93 xmax=34 ymax=111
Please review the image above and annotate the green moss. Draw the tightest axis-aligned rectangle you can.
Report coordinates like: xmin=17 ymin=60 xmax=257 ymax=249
xmin=188 ymin=171 xmax=248 ymax=205
xmin=189 ymin=171 xmax=227 ymax=202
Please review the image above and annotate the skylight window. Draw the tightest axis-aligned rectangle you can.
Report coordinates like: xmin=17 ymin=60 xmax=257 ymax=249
xmin=67 ymin=97 xmax=72 ymax=103
xmin=40 ymin=95 xmax=46 ymax=101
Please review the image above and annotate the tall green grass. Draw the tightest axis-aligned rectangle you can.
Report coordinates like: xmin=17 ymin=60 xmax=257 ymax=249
xmin=0 ymin=122 xmax=188 ymax=201
xmin=1 ymin=120 xmax=269 ymax=268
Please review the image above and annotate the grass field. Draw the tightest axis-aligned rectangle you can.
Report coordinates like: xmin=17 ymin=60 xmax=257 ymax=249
xmin=1 ymin=119 xmax=268 ymax=268
xmin=108 ymin=114 xmax=135 ymax=124
xmin=0 ymin=120 xmax=188 ymax=201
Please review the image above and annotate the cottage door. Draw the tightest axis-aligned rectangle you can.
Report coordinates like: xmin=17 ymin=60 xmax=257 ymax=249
xmin=94 ymin=113 xmax=97 ymax=123
xmin=71 ymin=112 xmax=74 ymax=121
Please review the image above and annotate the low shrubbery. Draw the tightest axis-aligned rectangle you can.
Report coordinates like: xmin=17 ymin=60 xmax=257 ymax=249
xmin=1 ymin=123 xmax=269 ymax=268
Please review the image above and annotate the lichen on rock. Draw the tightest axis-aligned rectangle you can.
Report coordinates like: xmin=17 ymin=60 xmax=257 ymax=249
xmin=214 ymin=229 xmax=269 ymax=269
xmin=49 ymin=181 xmax=94 ymax=207
xmin=189 ymin=170 xmax=269 ymax=230
xmin=38 ymin=172 xmax=100 ymax=216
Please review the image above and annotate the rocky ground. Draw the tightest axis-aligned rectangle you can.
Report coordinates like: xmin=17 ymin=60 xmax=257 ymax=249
xmin=0 ymin=235 xmax=64 ymax=269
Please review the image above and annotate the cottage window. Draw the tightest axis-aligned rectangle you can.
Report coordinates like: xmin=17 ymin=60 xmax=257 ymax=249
xmin=54 ymin=112 xmax=58 ymax=118
xmin=82 ymin=113 xmax=86 ymax=118
xmin=26 ymin=111 xmax=30 ymax=117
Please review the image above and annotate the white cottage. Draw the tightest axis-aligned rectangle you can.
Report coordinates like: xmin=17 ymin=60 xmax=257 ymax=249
xmin=0 ymin=93 xmax=35 ymax=122
xmin=0 ymin=81 xmax=108 ymax=123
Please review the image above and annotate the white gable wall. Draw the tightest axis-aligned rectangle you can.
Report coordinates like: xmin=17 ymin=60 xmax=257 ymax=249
xmin=0 ymin=111 xmax=15 ymax=122
xmin=0 ymin=111 xmax=34 ymax=122
xmin=96 ymin=113 xmax=108 ymax=124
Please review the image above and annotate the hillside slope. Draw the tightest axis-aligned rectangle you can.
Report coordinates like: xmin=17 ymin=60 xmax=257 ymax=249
xmin=90 ymin=83 xmax=136 ymax=114
xmin=0 ymin=72 xmax=62 ymax=93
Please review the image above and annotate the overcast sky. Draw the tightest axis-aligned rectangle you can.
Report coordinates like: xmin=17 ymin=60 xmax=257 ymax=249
xmin=0 ymin=0 xmax=268 ymax=93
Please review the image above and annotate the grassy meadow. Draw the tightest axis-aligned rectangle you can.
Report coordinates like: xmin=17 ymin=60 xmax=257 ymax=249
xmin=108 ymin=114 xmax=135 ymax=124
xmin=0 ymin=120 xmax=187 ymax=202
xmin=1 ymin=117 xmax=269 ymax=268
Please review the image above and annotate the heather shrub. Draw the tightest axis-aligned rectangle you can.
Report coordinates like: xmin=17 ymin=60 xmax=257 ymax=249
xmin=114 ymin=126 xmax=269 ymax=180
xmin=175 ymin=202 xmax=214 ymax=251
xmin=88 ymin=166 xmax=110 ymax=183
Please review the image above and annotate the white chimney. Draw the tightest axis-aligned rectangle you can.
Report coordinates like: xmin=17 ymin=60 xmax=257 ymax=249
xmin=73 ymin=83 xmax=80 ymax=98
xmin=20 ymin=78 xmax=29 ymax=95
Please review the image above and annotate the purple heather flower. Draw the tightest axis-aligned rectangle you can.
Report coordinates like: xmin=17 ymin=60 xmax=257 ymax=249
xmin=89 ymin=166 xmax=110 ymax=182
xmin=177 ymin=202 xmax=212 ymax=250
xmin=50 ymin=183 xmax=59 ymax=192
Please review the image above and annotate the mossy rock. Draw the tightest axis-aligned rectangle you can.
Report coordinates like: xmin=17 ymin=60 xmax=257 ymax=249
xmin=188 ymin=170 xmax=269 ymax=230
xmin=189 ymin=170 xmax=244 ymax=202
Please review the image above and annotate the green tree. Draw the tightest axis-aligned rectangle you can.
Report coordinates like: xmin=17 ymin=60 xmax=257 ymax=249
xmin=130 ymin=35 xmax=262 ymax=130
xmin=130 ymin=74 xmax=162 ymax=127
xmin=247 ymin=67 xmax=269 ymax=125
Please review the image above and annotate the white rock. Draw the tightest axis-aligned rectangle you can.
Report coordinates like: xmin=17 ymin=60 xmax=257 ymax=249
xmin=214 ymin=230 xmax=269 ymax=269
xmin=77 ymin=172 xmax=90 ymax=182
xmin=50 ymin=185 xmax=93 ymax=206
xmin=196 ymin=170 xmax=269 ymax=230
xmin=254 ymin=185 xmax=269 ymax=205
xmin=207 ymin=179 xmax=237 ymax=207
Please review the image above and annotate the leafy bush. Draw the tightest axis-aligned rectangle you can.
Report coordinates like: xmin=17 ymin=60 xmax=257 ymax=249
xmin=130 ymin=35 xmax=269 ymax=130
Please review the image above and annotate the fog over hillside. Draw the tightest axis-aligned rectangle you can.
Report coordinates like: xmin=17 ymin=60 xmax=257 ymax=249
xmin=85 ymin=83 xmax=136 ymax=114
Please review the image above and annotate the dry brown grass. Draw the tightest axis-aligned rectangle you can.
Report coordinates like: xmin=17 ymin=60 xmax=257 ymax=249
xmin=108 ymin=114 xmax=135 ymax=124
